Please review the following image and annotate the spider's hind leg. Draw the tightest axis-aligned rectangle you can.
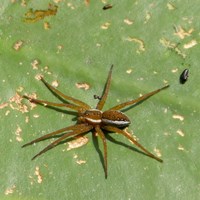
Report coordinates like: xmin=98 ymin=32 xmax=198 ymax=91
xmin=103 ymin=126 xmax=163 ymax=163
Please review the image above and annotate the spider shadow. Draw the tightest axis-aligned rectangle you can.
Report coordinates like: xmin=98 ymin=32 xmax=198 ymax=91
xmin=120 ymin=95 xmax=154 ymax=113
xmin=40 ymin=77 xmax=82 ymax=117
xmin=36 ymin=103 xmax=77 ymax=121
xmin=92 ymin=130 xmax=155 ymax=177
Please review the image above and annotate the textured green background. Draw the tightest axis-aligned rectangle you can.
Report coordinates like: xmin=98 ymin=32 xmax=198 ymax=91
xmin=0 ymin=0 xmax=199 ymax=200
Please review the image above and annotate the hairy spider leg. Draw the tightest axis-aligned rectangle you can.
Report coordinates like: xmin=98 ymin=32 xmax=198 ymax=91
xmin=96 ymin=65 xmax=113 ymax=110
xmin=103 ymin=126 xmax=163 ymax=162
xmin=23 ymin=95 xmax=82 ymax=111
xmin=40 ymin=77 xmax=90 ymax=109
xmin=30 ymin=124 xmax=93 ymax=160
xmin=95 ymin=126 xmax=108 ymax=178
xmin=22 ymin=124 xmax=88 ymax=148
xmin=109 ymin=85 xmax=169 ymax=111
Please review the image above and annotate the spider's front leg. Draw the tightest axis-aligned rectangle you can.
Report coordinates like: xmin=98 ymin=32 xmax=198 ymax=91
xmin=109 ymin=84 xmax=169 ymax=111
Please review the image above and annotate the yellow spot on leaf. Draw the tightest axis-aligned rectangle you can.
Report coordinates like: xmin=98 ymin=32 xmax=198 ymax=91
xmin=67 ymin=136 xmax=89 ymax=151
xmin=184 ymin=40 xmax=197 ymax=49
xmin=126 ymin=37 xmax=145 ymax=53
xmin=24 ymin=4 xmax=58 ymax=23
xmin=172 ymin=114 xmax=184 ymax=121
xmin=101 ymin=22 xmax=111 ymax=29
xmin=174 ymin=25 xmax=194 ymax=39
xmin=75 ymin=82 xmax=90 ymax=90
xmin=13 ymin=40 xmax=23 ymax=51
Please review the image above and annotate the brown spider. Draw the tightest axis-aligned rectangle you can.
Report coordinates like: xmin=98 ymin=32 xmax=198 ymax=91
xmin=22 ymin=65 xmax=169 ymax=178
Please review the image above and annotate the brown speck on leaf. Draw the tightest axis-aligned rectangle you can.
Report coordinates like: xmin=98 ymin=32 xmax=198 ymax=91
xmin=183 ymin=40 xmax=197 ymax=49
xmin=171 ymin=68 xmax=178 ymax=73
xmin=9 ymin=93 xmax=28 ymax=113
xmin=126 ymin=69 xmax=132 ymax=74
xmin=13 ymin=40 xmax=23 ymax=51
xmin=124 ymin=18 xmax=134 ymax=25
xmin=154 ymin=148 xmax=162 ymax=157
xmin=164 ymin=108 xmax=168 ymax=113
xmin=178 ymin=144 xmax=185 ymax=151
xmin=52 ymin=80 xmax=59 ymax=88
xmin=44 ymin=22 xmax=50 ymax=30
xmin=67 ymin=136 xmax=89 ymax=151
xmin=160 ymin=38 xmax=186 ymax=59
xmin=85 ymin=0 xmax=90 ymax=6
xmin=24 ymin=4 xmax=58 ymax=23
xmin=163 ymin=79 xmax=168 ymax=84
xmin=75 ymin=82 xmax=90 ymax=90
xmin=125 ymin=37 xmax=145 ymax=53
xmin=0 ymin=102 xmax=8 ymax=109
xmin=33 ymin=114 xmax=40 ymax=118
xmin=167 ymin=2 xmax=176 ymax=10
xmin=35 ymin=74 xmax=43 ymax=80
xmin=4 ymin=185 xmax=16 ymax=195
xmin=76 ymin=159 xmax=86 ymax=165
xmin=174 ymin=25 xmax=194 ymax=39
xmin=172 ymin=114 xmax=184 ymax=121
xmin=54 ymin=0 xmax=62 ymax=3
xmin=15 ymin=125 xmax=23 ymax=142
xmin=144 ymin=12 xmax=151 ymax=24
xmin=67 ymin=3 xmax=75 ymax=9
xmin=35 ymin=166 xmax=43 ymax=184
xmin=101 ymin=22 xmax=111 ymax=30
xmin=164 ymin=132 xmax=171 ymax=136
xmin=21 ymin=0 xmax=27 ymax=6
xmin=5 ymin=110 xmax=10 ymax=116
xmin=17 ymin=86 xmax=24 ymax=92
xmin=31 ymin=59 xmax=40 ymax=70
xmin=25 ymin=116 xmax=29 ymax=123
xmin=73 ymin=154 xmax=86 ymax=165
xmin=153 ymin=71 xmax=158 ymax=74
xmin=73 ymin=154 xmax=78 ymax=159
xmin=176 ymin=129 xmax=185 ymax=137
xmin=56 ymin=45 xmax=64 ymax=54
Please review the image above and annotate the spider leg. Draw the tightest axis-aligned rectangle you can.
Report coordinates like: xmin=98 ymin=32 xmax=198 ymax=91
xmin=109 ymin=85 xmax=169 ymax=111
xmin=103 ymin=126 xmax=163 ymax=162
xmin=30 ymin=124 xmax=93 ymax=160
xmin=96 ymin=65 xmax=113 ymax=110
xmin=95 ymin=126 xmax=108 ymax=179
xmin=23 ymin=95 xmax=81 ymax=111
xmin=40 ymin=77 xmax=90 ymax=109
xmin=22 ymin=124 xmax=87 ymax=148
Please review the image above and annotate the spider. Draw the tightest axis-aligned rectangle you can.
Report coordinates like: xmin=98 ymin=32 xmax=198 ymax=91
xmin=22 ymin=65 xmax=169 ymax=178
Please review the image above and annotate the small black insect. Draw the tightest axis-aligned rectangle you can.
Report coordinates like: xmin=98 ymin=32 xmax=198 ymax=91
xmin=93 ymin=94 xmax=101 ymax=100
xmin=179 ymin=69 xmax=189 ymax=84
xmin=103 ymin=4 xmax=113 ymax=10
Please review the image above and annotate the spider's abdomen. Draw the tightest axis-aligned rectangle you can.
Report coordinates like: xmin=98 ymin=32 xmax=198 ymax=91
xmin=102 ymin=110 xmax=130 ymax=127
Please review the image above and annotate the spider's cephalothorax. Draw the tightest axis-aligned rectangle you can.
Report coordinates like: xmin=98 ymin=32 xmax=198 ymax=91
xmin=22 ymin=65 xmax=169 ymax=178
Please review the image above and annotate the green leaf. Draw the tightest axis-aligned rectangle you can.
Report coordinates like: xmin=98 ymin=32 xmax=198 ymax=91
xmin=0 ymin=1 xmax=199 ymax=200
